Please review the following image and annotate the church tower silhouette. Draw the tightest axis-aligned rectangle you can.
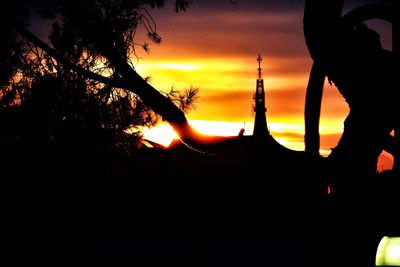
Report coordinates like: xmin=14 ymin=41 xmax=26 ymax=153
xmin=253 ymin=54 xmax=270 ymax=137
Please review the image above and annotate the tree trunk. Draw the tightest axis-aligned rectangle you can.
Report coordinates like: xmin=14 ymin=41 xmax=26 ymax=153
xmin=304 ymin=63 xmax=325 ymax=156
xmin=303 ymin=0 xmax=344 ymax=156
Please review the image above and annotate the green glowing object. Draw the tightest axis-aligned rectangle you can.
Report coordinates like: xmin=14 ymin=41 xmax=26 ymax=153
xmin=376 ymin=237 xmax=400 ymax=266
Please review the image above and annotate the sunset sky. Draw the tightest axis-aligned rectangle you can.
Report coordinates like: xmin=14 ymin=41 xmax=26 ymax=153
xmin=130 ymin=0 xmax=393 ymax=169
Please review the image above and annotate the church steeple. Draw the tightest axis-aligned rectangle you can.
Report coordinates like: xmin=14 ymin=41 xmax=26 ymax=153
xmin=253 ymin=53 xmax=270 ymax=137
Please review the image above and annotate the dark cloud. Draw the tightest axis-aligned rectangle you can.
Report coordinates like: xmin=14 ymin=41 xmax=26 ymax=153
xmin=150 ymin=3 xmax=308 ymax=58
xmin=185 ymin=0 xmax=305 ymax=14
xmin=150 ymin=0 xmax=389 ymax=61
xmin=162 ymin=0 xmax=379 ymax=17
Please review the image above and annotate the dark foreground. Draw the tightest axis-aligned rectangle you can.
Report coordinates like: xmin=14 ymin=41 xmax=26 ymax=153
xmin=3 ymin=137 xmax=400 ymax=267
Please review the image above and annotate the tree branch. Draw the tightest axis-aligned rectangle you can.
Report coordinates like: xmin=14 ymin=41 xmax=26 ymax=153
xmin=12 ymin=21 xmax=206 ymax=143
xmin=13 ymin=22 xmax=127 ymax=88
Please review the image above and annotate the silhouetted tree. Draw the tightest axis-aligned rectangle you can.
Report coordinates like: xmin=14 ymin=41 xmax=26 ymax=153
xmin=1 ymin=0 xmax=204 ymax=148
xmin=304 ymin=0 xmax=398 ymax=176
xmin=0 ymin=1 xmax=198 ymax=142
xmin=0 ymin=0 xmax=199 ymax=181
xmin=303 ymin=1 xmax=398 ymax=267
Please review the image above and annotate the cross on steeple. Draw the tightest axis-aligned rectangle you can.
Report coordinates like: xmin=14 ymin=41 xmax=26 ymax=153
xmin=257 ymin=53 xmax=262 ymax=80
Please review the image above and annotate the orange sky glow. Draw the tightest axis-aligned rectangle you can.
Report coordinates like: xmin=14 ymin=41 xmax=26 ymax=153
xmin=134 ymin=0 xmax=393 ymax=170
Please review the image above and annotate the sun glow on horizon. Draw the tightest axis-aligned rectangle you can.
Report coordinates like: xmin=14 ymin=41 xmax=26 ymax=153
xmin=141 ymin=120 xmax=393 ymax=171
xmin=141 ymin=123 xmax=178 ymax=147
xmin=143 ymin=120 xmax=343 ymax=150
xmin=142 ymin=120 xmax=308 ymax=151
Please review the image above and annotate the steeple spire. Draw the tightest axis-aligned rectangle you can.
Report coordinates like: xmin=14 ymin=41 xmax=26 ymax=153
xmin=253 ymin=53 xmax=270 ymax=137
xmin=257 ymin=53 xmax=262 ymax=80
